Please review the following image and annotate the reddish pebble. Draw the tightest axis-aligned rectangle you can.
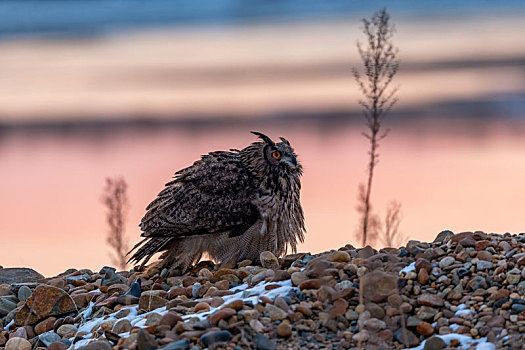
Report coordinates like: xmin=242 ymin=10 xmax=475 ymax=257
xmin=223 ymin=299 xmax=244 ymax=311
xmin=194 ymin=302 xmax=210 ymax=312
xmin=416 ymin=321 xmax=434 ymax=336
xmin=168 ymin=288 xmax=187 ymax=299
xmin=264 ymin=284 xmax=281 ymax=291
xmin=299 ymin=279 xmax=322 ymax=290
xmin=159 ymin=311 xmax=181 ymax=327
xmin=209 ymin=308 xmax=236 ymax=324
xmin=47 ymin=341 xmax=68 ymax=350
xmin=34 ymin=317 xmax=56 ymax=335
xmin=214 ymin=280 xmax=229 ymax=290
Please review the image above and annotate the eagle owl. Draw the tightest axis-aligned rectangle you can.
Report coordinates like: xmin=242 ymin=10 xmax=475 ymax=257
xmin=129 ymin=131 xmax=305 ymax=271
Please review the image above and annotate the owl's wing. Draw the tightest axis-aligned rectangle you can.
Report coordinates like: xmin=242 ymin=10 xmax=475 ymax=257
xmin=139 ymin=151 xmax=259 ymax=239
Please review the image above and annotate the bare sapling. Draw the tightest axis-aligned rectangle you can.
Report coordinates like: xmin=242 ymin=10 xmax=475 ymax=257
xmin=379 ymin=200 xmax=407 ymax=248
xmin=102 ymin=176 xmax=130 ymax=270
xmin=353 ymin=8 xmax=400 ymax=246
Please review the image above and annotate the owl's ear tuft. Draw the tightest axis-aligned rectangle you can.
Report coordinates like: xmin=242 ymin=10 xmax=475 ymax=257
xmin=251 ymin=131 xmax=275 ymax=145
xmin=279 ymin=137 xmax=290 ymax=146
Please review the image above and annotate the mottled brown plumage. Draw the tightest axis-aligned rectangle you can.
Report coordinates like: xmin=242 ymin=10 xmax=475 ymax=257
xmin=128 ymin=131 xmax=305 ymax=271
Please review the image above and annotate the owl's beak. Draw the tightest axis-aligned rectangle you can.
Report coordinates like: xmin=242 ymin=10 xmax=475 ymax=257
xmin=283 ymin=154 xmax=298 ymax=169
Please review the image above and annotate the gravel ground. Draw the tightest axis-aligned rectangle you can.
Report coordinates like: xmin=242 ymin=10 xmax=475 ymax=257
xmin=2 ymin=230 xmax=525 ymax=349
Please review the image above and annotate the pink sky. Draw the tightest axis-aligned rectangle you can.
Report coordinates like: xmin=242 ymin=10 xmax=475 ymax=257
xmin=2 ymin=122 xmax=525 ymax=276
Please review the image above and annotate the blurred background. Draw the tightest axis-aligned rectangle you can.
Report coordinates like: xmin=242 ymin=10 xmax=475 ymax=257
xmin=1 ymin=1 xmax=525 ymax=276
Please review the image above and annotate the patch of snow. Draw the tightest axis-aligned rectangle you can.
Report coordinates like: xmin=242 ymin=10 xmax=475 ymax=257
xmin=70 ymin=279 xmax=295 ymax=349
xmin=3 ymin=320 xmax=14 ymax=331
xmin=407 ymin=334 xmax=494 ymax=350
xmin=77 ymin=301 xmax=95 ymax=320
xmin=455 ymin=309 xmax=474 ymax=317
xmin=450 ymin=324 xmax=460 ymax=331
xmin=476 ymin=343 xmax=496 ymax=350
xmin=399 ymin=262 xmax=416 ymax=275
xmin=71 ymin=338 xmax=97 ymax=349
xmin=183 ymin=279 xmax=295 ymax=321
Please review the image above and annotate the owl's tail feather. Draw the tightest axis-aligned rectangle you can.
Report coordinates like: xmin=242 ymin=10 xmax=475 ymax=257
xmin=127 ymin=237 xmax=172 ymax=267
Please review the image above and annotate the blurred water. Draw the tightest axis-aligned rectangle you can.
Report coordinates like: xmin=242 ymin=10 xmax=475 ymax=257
xmin=1 ymin=0 xmax=524 ymax=38
xmin=2 ymin=119 xmax=525 ymax=276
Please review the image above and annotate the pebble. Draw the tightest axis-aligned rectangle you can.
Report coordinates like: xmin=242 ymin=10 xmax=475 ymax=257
xmin=209 ymin=308 xmax=236 ymax=324
xmin=438 ymin=257 xmax=455 ymax=269
xmin=298 ymin=279 xmax=322 ymax=290
xmin=162 ymin=339 xmax=191 ymax=350
xmin=100 ymin=270 xmax=127 ymax=286
xmin=194 ymin=302 xmax=210 ymax=312
xmin=352 ymin=329 xmax=369 ymax=342
xmin=507 ymin=272 xmax=521 ymax=285
xmin=260 ymin=251 xmax=279 ymax=270
xmin=418 ymin=268 xmax=429 ymax=285
xmin=255 ymin=333 xmax=276 ymax=350
xmin=394 ymin=328 xmax=420 ymax=347
xmin=361 ymin=270 xmax=397 ymax=302
xmin=11 ymin=327 xmax=27 ymax=340
xmin=17 ymin=286 xmax=32 ymax=302
xmin=47 ymin=342 xmax=68 ymax=350
xmin=138 ymin=291 xmax=168 ymax=311
xmin=416 ymin=321 xmax=434 ymax=336
xmin=15 ymin=285 xmax=76 ymax=325
xmin=423 ymin=335 xmax=446 ymax=350
xmin=191 ymin=283 xmax=202 ymax=298
xmin=0 ymin=297 xmax=17 ymax=316
xmin=77 ymin=340 xmax=113 ymax=349
xmin=477 ymin=250 xmax=492 ymax=261
xmin=415 ymin=258 xmax=433 ymax=272
xmin=277 ymin=321 xmax=292 ymax=338
xmin=38 ymin=331 xmax=61 ymax=346
xmin=417 ymin=293 xmax=444 ymax=307
xmin=290 ymin=272 xmax=307 ymax=286
xmin=200 ymin=330 xmax=231 ymax=346
xmin=112 ymin=318 xmax=132 ymax=334
xmin=56 ymin=324 xmax=77 ymax=338
xmin=364 ymin=318 xmax=386 ymax=331
xmin=265 ymin=303 xmax=288 ymax=321
xmin=476 ymin=260 xmax=493 ymax=270
xmin=5 ymin=337 xmax=31 ymax=350
xmin=326 ymin=251 xmax=351 ymax=263
xmin=137 ymin=328 xmax=157 ymax=350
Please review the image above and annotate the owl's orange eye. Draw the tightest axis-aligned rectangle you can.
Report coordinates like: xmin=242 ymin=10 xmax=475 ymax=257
xmin=272 ymin=151 xmax=281 ymax=159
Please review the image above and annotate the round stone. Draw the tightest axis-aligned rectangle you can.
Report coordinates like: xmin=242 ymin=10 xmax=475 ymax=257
xmin=265 ymin=303 xmax=287 ymax=321
xmin=439 ymin=257 xmax=455 ymax=269
xmin=17 ymin=286 xmax=32 ymax=302
xmin=112 ymin=318 xmax=132 ymax=334
xmin=5 ymin=337 xmax=31 ymax=350
xmin=259 ymin=251 xmax=279 ymax=270
xmin=477 ymin=251 xmax=492 ymax=261
xmin=201 ymin=330 xmax=232 ymax=346
xmin=277 ymin=321 xmax=292 ymax=338
xmin=194 ymin=302 xmax=211 ymax=312
xmin=326 ymin=251 xmax=351 ymax=263
xmin=416 ymin=321 xmax=434 ymax=336
xmin=423 ymin=335 xmax=446 ymax=350
xmin=191 ymin=283 xmax=202 ymax=298
xmin=47 ymin=342 xmax=67 ymax=350
xmin=56 ymin=324 xmax=77 ymax=338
